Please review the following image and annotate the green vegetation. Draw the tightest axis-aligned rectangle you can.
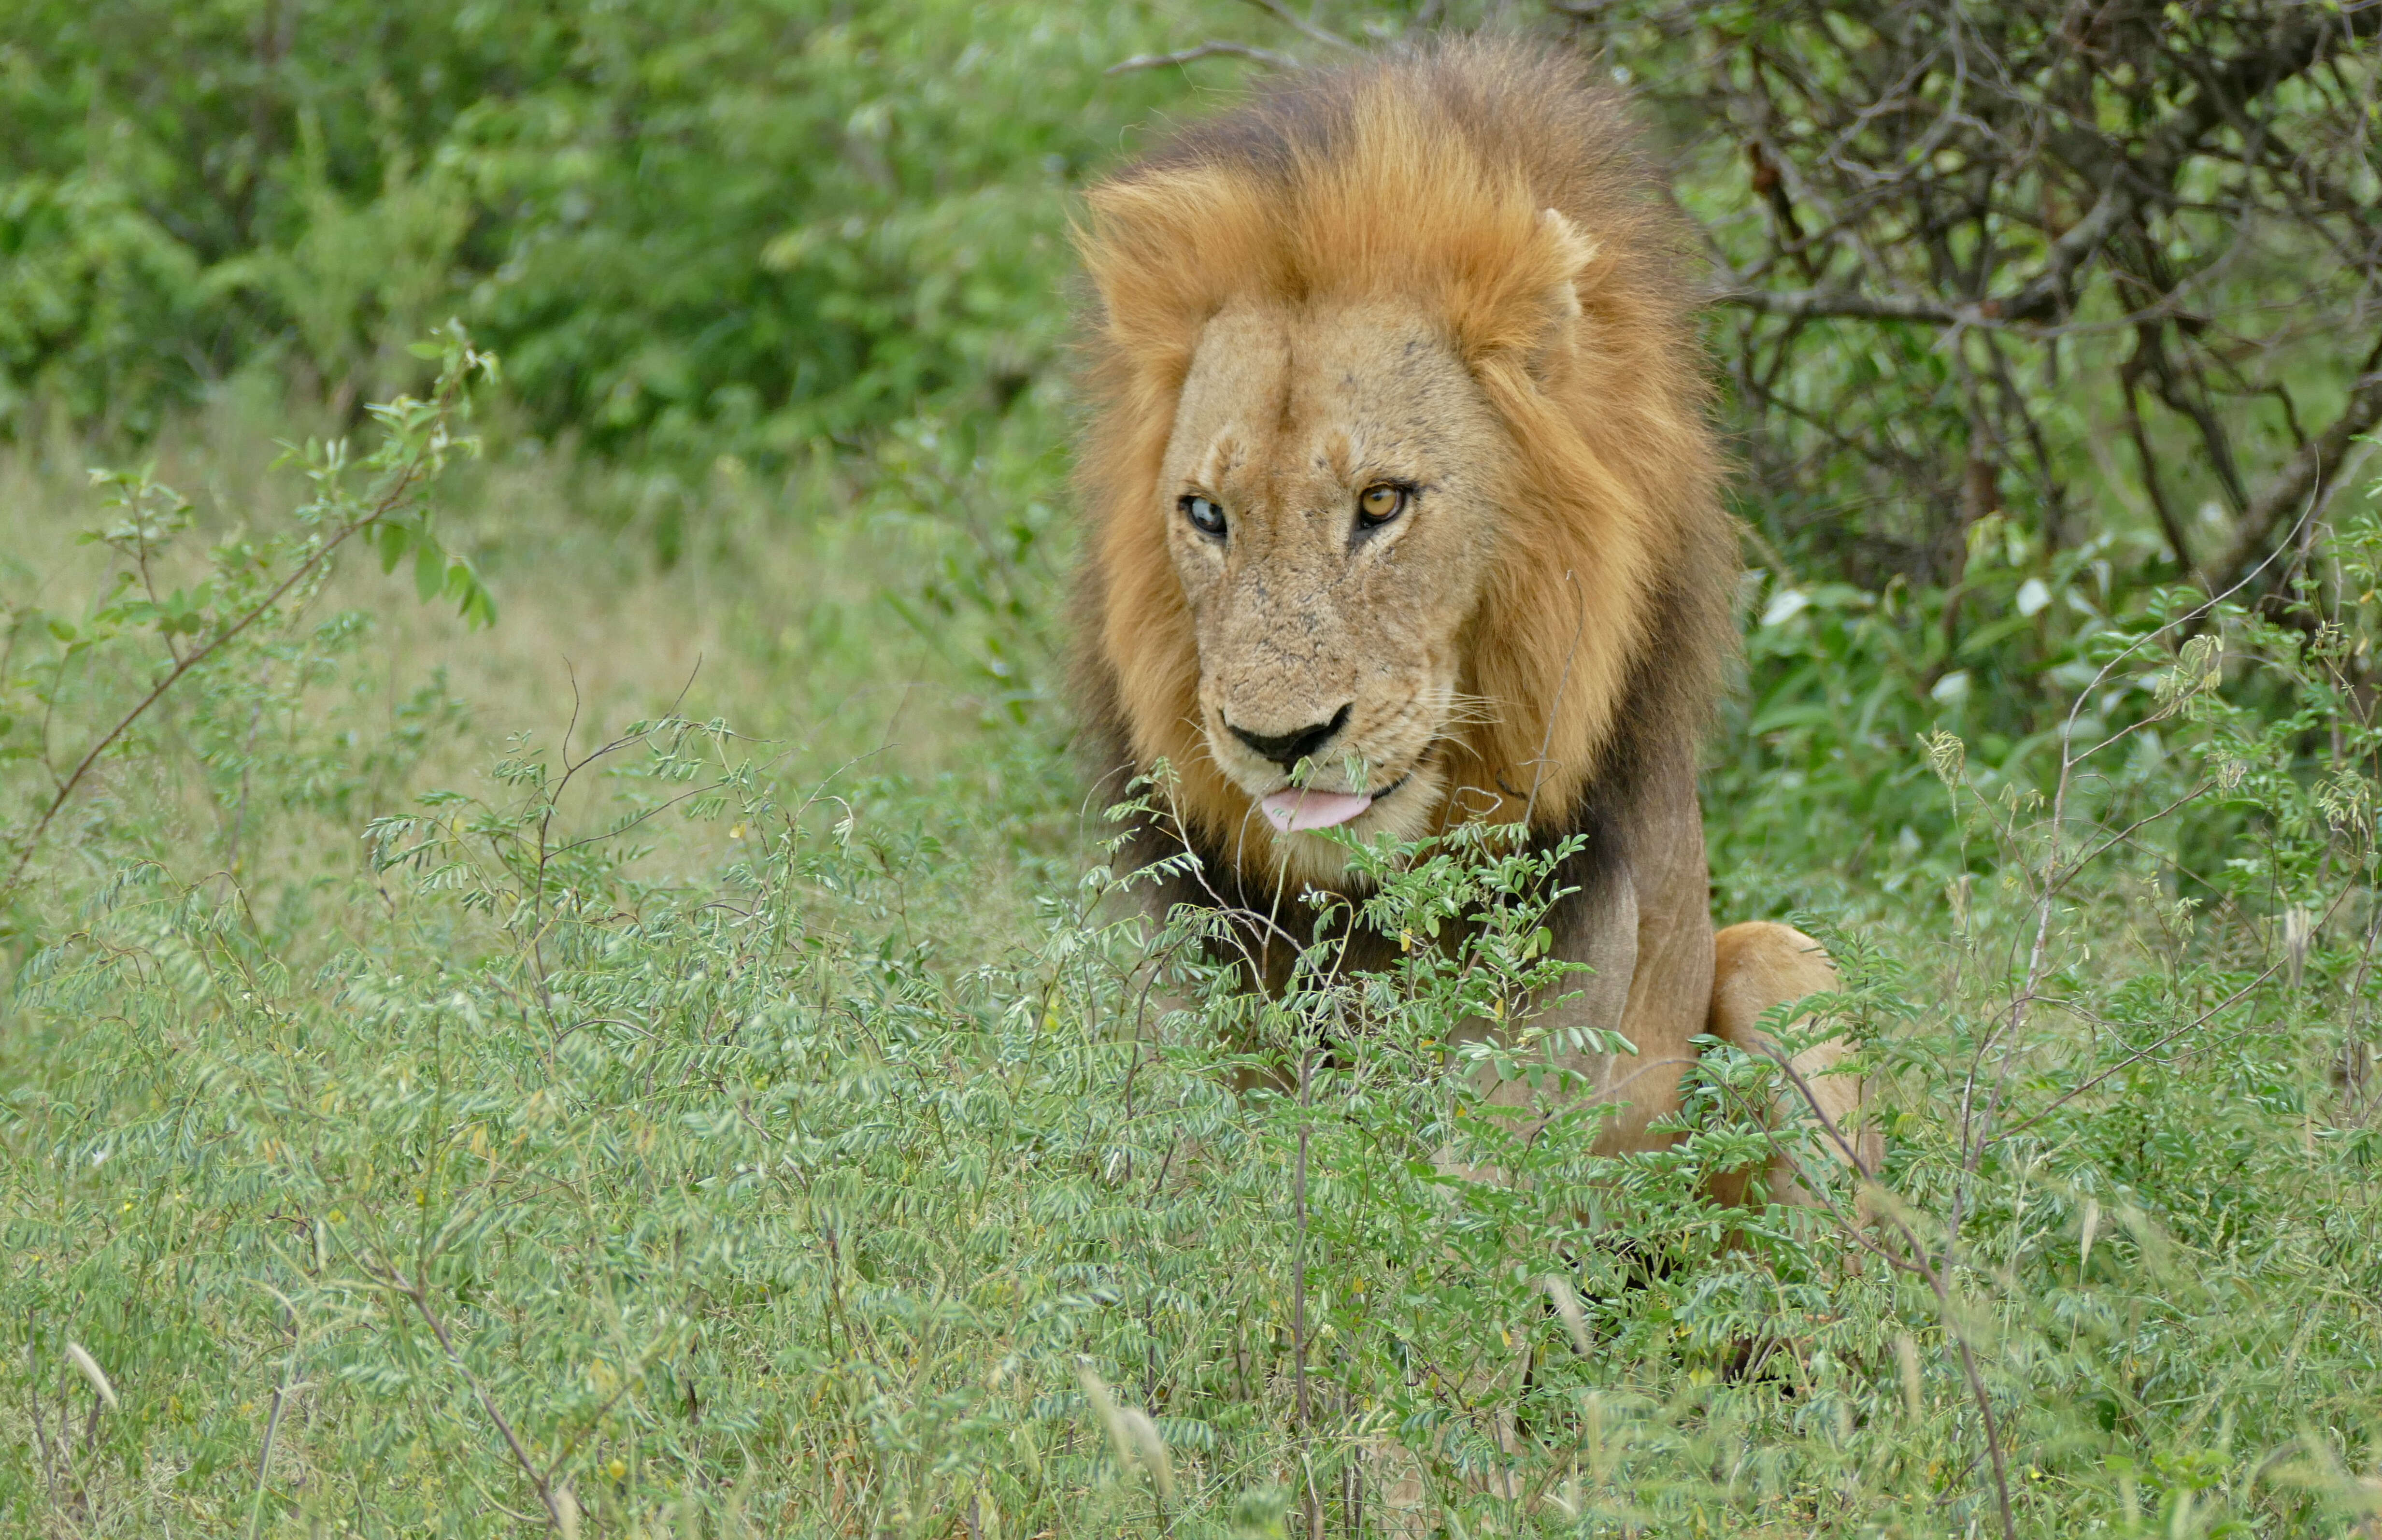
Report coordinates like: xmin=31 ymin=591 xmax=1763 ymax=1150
xmin=1 ymin=0 xmax=1211 ymax=456
xmin=3 ymin=3 xmax=2379 ymax=1536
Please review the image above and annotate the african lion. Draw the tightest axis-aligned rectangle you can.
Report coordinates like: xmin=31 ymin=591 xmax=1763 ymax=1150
xmin=1069 ymin=39 xmax=1876 ymax=1198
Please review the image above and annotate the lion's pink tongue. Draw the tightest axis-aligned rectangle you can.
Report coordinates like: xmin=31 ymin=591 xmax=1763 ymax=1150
xmin=1261 ymin=788 xmax=1374 ymax=833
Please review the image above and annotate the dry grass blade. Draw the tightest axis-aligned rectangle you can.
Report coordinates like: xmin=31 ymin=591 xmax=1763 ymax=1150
xmin=1541 ymin=1275 xmax=1592 ymax=1357
xmin=64 ymin=1341 xmax=117 ymax=1412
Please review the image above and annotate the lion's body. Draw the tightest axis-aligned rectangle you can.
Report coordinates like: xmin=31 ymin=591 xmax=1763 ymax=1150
xmin=1069 ymin=40 xmax=1869 ymax=1181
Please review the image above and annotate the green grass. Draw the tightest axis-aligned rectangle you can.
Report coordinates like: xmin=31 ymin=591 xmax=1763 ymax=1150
xmin=1 ymin=376 xmax=2379 ymax=1538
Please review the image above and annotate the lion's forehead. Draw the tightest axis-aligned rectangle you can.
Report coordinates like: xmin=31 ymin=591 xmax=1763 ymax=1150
xmin=1167 ymin=298 xmax=1483 ymax=513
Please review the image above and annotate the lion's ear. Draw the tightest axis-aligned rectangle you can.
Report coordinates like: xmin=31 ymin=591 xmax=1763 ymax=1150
xmin=1524 ymin=207 xmax=1601 ymax=387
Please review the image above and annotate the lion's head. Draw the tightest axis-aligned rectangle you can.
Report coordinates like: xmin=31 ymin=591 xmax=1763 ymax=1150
xmin=1072 ymin=40 xmax=1734 ymax=893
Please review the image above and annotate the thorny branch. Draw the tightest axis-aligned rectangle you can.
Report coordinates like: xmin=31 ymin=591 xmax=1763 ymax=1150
xmin=1560 ymin=1 xmax=2382 ymax=597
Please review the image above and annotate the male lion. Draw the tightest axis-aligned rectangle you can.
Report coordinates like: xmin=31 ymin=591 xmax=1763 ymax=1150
xmin=1069 ymin=39 xmax=1875 ymax=1199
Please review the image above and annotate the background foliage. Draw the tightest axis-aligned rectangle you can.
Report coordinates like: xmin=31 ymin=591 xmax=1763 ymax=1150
xmin=2 ymin=0 xmax=1195 ymax=454
xmin=1 ymin=1 xmax=2379 ymax=1536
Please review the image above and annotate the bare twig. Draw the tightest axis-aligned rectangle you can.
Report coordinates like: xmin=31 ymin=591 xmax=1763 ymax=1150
xmin=1233 ymin=0 xmax=1351 ymax=51
xmin=1108 ymin=40 xmax=1298 ymax=75
xmin=26 ymin=1335 xmax=58 ymax=1497
xmin=245 ymin=1294 xmax=304 ymax=1540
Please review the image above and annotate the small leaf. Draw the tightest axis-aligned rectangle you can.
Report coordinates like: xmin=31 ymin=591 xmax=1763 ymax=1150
xmin=1761 ymin=586 xmax=1811 ymax=627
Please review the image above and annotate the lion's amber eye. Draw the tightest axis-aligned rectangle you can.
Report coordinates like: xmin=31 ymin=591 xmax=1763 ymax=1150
xmin=1179 ymin=494 xmax=1227 ymax=537
xmin=1357 ymin=484 xmax=1408 ymax=527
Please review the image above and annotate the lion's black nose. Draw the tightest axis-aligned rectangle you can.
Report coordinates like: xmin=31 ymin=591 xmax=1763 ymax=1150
xmin=1227 ymin=703 xmax=1352 ymax=771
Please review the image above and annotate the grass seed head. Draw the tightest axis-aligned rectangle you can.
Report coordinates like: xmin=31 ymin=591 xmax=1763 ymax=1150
xmin=65 ymin=1341 xmax=119 ymax=1412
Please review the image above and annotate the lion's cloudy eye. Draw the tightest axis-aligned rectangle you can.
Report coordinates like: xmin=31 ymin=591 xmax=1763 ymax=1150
xmin=1357 ymin=484 xmax=1408 ymax=527
xmin=1179 ymin=494 xmax=1227 ymax=537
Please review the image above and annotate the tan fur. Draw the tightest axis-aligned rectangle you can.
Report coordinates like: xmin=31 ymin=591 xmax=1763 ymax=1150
xmin=1706 ymin=923 xmax=1883 ymax=1207
xmin=1069 ymin=40 xmax=1870 ymax=1198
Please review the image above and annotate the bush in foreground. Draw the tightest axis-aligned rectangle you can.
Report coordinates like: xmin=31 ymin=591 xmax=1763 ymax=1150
xmin=2 ymin=367 xmax=2379 ymax=1537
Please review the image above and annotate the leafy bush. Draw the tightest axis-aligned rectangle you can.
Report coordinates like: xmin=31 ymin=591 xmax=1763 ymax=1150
xmin=0 ymin=323 xmax=495 ymax=904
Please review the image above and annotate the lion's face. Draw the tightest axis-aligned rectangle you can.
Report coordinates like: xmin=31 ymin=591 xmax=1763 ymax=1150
xmin=1160 ymin=295 xmax=1507 ymax=855
xmin=1080 ymin=56 xmax=1729 ymax=893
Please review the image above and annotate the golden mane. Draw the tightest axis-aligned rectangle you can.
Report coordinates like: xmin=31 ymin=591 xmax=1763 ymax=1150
xmin=1071 ymin=38 xmax=1734 ymax=878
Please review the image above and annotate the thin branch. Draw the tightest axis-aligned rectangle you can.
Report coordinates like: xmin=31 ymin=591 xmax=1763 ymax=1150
xmin=245 ymin=1296 xmax=304 ymax=1540
xmin=1752 ymin=1052 xmax=2017 ymax=1540
xmin=1709 ymin=283 xmax=1967 ymax=324
xmin=1108 ymin=40 xmax=1297 ymax=75
xmin=376 ymin=1261 xmax=569 ymax=1532
xmin=1233 ymin=0 xmax=1351 ymax=51
xmin=2 ymin=368 xmax=476 ymax=899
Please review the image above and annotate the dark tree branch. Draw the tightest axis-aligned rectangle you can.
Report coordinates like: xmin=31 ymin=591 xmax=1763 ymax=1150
xmin=1997 ymin=5 xmax=2381 ymax=322
xmin=1632 ymin=0 xmax=2382 ymax=597
xmin=1715 ymin=7 xmax=2382 ymax=328
xmin=2212 ymin=363 xmax=2382 ymax=592
xmin=1709 ymin=283 xmax=1966 ymax=324
xmin=2122 ymin=364 xmax=2203 ymax=585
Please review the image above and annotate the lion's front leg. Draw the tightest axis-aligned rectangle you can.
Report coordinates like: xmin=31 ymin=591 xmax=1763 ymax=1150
xmin=1705 ymin=921 xmax=1882 ymax=1208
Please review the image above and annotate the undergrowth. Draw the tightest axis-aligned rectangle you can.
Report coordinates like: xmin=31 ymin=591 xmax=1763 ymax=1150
xmin=0 ymin=364 xmax=2377 ymax=1538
